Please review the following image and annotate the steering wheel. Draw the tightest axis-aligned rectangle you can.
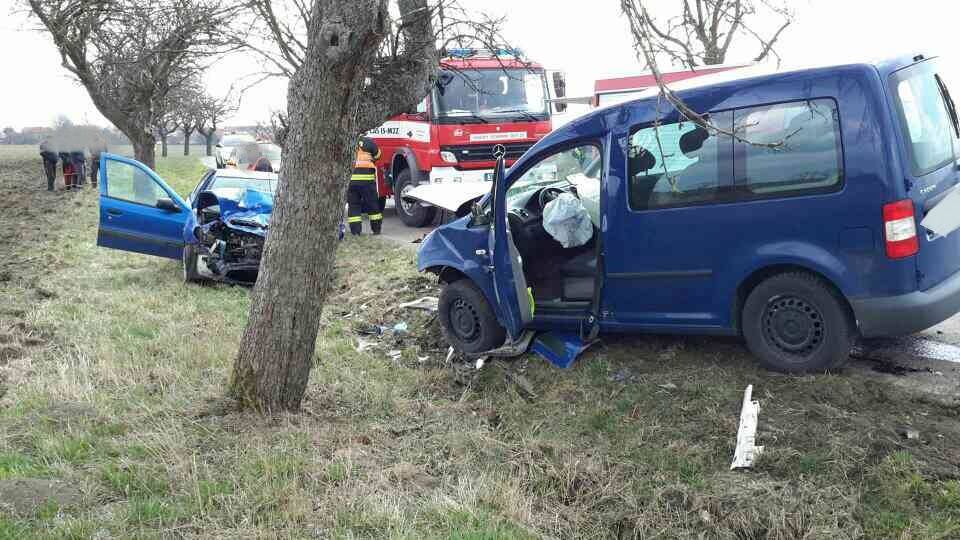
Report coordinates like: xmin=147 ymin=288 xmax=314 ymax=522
xmin=538 ymin=187 xmax=566 ymax=210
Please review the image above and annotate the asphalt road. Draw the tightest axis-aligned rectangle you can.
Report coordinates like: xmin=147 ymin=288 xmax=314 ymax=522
xmin=362 ymin=202 xmax=438 ymax=248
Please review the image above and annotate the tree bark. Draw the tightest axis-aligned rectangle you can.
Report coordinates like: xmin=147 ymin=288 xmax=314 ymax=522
xmin=229 ymin=1 xmax=391 ymax=412
xmin=183 ymin=129 xmax=194 ymax=156
xmin=160 ymin=136 xmax=169 ymax=157
xmin=133 ymin=137 xmax=157 ymax=170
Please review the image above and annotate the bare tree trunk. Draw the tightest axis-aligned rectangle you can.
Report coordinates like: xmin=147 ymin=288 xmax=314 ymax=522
xmin=183 ymin=128 xmax=194 ymax=156
xmin=160 ymin=136 xmax=169 ymax=157
xmin=229 ymin=3 xmax=386 ymax=412
xmin=229 ymin=66 xmax=358 ymax=412
xmin=205 ymin=135 xmax=214 ymax=156
xmin=133 ymin=138 xmax=156 ymax=170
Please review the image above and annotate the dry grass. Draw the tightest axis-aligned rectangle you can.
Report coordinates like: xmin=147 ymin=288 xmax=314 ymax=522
xmin=0 ymin=146 xmax=958 ymax=538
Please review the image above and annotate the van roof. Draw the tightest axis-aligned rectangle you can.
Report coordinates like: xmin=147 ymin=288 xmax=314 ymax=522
xmin=556 ymin=53 xmax=929 ymax=130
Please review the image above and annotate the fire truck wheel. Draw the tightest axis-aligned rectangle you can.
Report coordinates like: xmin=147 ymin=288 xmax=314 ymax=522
xmin=394 ymin=169 xmax=436 ymax=227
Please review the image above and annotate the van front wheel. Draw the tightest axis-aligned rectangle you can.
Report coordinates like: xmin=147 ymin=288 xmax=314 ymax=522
xmin=742 ymin=272 xmax=853 ymax=373
xmin=439 ymin=279 xmax=506 ymax=355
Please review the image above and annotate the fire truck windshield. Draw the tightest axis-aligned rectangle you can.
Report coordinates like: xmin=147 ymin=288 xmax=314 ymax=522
xmin=434 ymin=68 xmax=548 ymax=123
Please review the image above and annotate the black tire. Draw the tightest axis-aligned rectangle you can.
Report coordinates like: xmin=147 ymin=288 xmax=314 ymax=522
xmin=742 ymin=272 xmax=854 ymax=373
xmin=182 ymin=244 xmax=202 ymax=284
xmin=439 ymin=279 xmax=506 ymax=355
xmin=393 ymin=168 xmax=436 ymax=227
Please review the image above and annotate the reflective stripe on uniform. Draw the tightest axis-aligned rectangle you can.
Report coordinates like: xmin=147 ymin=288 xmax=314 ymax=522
xmin=351 ymin=174 xmax=376 ymax=182
xmin=368 ymin=213 xmax=383 ymax=221
xmin=347 ymin=216 xmax=363 ymax=223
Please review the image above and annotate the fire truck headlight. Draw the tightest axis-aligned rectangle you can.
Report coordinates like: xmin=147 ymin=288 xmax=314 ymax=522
xmin=440 ymin=151 xmax=458 ymax=164
xmin=434 ymin=177 xmax=444 ymax=184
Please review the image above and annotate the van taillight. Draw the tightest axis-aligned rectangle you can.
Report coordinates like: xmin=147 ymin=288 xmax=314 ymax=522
xmin=883 ymin=199 xmax=919 ymax=259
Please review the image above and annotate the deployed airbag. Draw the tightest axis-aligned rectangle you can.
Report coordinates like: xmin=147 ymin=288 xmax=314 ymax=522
xmin=542 ymin=193 xmax=593 ymax=248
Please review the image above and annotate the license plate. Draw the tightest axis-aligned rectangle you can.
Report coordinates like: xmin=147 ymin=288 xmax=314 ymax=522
xmin=484 ymin=172 xmax=494 ymax=182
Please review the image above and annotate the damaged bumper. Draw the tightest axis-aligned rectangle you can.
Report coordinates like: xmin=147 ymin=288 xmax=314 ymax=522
xmin=192 ymin=189 xmax=272 ymax=283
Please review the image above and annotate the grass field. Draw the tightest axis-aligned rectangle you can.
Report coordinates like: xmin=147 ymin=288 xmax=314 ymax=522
xmin=0 ymin=146 xmax=959 ymax=538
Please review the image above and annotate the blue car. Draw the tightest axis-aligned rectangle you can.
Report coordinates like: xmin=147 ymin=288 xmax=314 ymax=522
xmin=96 ymin=153 xmax=277 ymax=283
xmin=418 ymin=54 xmax=960 ymax=373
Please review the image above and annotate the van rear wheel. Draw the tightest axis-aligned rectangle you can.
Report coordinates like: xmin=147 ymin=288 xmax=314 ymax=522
xmin=439 ymin=279 xmax=506 ymax=355
xmin=742 ymin=272 xmax=853 ymax=373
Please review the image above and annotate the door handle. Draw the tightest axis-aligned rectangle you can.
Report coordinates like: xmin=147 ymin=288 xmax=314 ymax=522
xmin=107 ymin=209 xmax=122 ymax=216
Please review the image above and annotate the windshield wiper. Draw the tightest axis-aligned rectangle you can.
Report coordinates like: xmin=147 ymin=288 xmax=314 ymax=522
xmin=441 ymin=111 xmax=488 ymax=124
xmin=491 ymin=108 xmax=541 ymax=122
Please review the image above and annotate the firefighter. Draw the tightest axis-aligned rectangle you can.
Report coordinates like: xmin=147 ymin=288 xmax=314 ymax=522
xmin=346 ymin=137 xmax=383 ymax=235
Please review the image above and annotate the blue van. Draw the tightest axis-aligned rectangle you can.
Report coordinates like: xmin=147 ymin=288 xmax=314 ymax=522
xmin=417 ymin=54 xmax=960 ymax=372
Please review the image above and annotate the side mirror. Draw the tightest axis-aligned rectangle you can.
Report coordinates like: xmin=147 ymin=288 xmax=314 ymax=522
xmin=551 ymin=71 xmax=568 ymax=113
xmin=470 ymin=201 xmax=486 ymax=222
xmin=156 ymin=197 xmax=181 ymax=213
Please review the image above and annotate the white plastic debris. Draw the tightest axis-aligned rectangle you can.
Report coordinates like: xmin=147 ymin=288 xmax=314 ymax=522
xmin=920 ymin=186 xmax=960 ymax=238
xmin=542 ymin=193 xmax=593 ymax=248
xmin=356 ymin=339 xmax=374 ymax=353
xmin=398 ymin=297 xmax=440 ymax=312
xmin=445 ymin=346 xmax=456 ymax=364
xmin=475 ymin=357 xmax=486 ymax=370
xmin=730 ymin=384 xmax=764 ymax=470
xmin=392 ymin=322 xmax=409 ymax=336
xmin=387 ymin=350 xmax=402 ymax=361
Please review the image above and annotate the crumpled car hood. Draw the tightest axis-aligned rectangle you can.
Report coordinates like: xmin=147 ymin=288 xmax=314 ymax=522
xmin=404 ymin=182 xmax=491 ymax=212
xmin=214 ymin=188 xmax=274 ymax=237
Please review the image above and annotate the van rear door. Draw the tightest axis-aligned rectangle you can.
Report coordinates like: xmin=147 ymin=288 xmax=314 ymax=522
xmin=890 ymin=60 xmax=960 ymax=290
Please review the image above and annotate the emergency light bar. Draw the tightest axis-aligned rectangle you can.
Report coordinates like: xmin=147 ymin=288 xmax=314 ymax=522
xmin=442 ymin=47 xmax=524 ymax=59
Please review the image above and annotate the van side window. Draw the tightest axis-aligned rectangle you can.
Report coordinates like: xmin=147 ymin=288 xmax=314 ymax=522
xmin=733 ymin=99 xmax=843 ymax=196
xmin=627 ymin=111 xmax=732 ymax=210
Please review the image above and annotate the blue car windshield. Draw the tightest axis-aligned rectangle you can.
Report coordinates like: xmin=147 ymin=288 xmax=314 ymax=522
xmin=210 ymin=176 xmax=278 ymax=194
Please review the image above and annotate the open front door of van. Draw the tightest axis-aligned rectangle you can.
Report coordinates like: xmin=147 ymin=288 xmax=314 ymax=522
xmin=489 ymin=147 xmax=597 ymax=369
xmin=490 ymin=151 xmax=533 ymax=341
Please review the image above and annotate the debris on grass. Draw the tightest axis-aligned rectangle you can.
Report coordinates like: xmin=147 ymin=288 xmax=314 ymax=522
xmin=730 ymin=384 xmax=764 ymax=470
xmin=392 ymin=321 xmax=409 ymax=336
xmin=397 ymin=296 xmax=439 ymax=312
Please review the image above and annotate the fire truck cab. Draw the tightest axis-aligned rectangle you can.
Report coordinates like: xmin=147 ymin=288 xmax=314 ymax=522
xmin=369 ymin=48 xmax=564 ymax=227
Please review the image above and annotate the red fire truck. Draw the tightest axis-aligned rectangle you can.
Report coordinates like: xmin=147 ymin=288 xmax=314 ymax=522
xmin=369 ymin=49 xmax=565 ymax=227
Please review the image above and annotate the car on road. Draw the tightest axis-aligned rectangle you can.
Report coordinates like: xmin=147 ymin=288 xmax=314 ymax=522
xmin=96 ymin=153 xmax=276 ymax=283
xmin=215 ymin=133 xmax=257 ymax=168
xmin=418 ymin=53 xmax=960 ymax=373
xmin=226 ymin=141 xmax=282 ymax=172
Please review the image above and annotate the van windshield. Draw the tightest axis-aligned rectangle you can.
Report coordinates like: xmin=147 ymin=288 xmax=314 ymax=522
xmin=894 ymin=62 xmax=958 ymax=176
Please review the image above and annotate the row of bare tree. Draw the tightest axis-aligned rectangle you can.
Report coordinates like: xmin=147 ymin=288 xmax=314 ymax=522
xmin=153 ymin=82 xmax=234 ymax=158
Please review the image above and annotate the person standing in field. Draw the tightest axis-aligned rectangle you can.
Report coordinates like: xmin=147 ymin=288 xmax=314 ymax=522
xmin=39 ymin=137 xmax=58 ymax=191
xmin=89 ymin=133 xmax=106 ymax=187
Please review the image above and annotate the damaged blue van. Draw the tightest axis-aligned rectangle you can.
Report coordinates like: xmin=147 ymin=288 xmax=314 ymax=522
xmin=418 ymin=54 xmax=960 ymax=372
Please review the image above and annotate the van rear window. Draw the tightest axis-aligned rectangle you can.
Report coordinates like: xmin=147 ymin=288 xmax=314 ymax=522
xmin=733 ymin=99 xmax=843 ymax=197
xmin=893 ymin=63 xmax=957 ymax=176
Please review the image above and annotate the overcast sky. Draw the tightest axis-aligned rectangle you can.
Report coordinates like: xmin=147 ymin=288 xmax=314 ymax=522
xmin=2 ymin=0 xmax=960 ymax=130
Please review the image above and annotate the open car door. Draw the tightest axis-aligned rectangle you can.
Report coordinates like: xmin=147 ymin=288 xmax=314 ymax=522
xmin=490 ymin=151 xmax=534 ymax=341
xmin=97 ymin=153 xmax=189 ymax=260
